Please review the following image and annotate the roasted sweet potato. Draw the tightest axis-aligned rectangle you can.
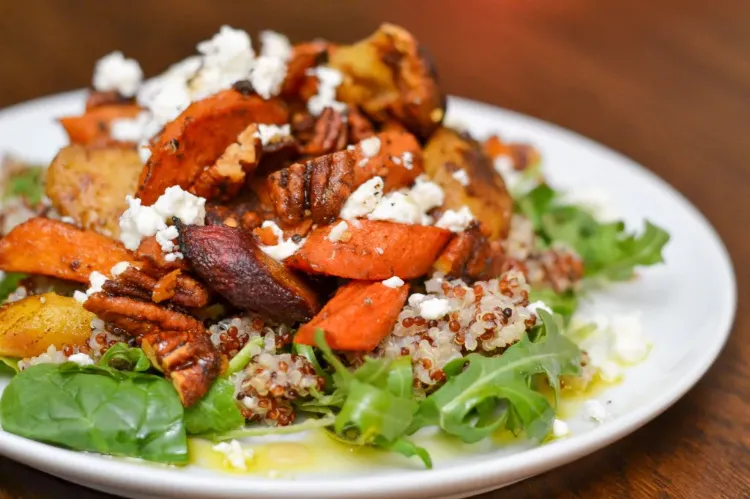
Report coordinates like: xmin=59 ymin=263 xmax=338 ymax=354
xmin=134 ymin=236 xmax=189 ymax=277
xmin=177 ymin=223 xmax=320 ymax=324
xmin=286 ymin=220 xmax=451 ymax=280
xmin=328 ymin=23 xmax=445 ymax=139
xmin=137 ymin=90 xmax=289 ymax=205
xmin=268 ymin=131 xmax=423 ymax=226
xmin=0 ymin=293 xmax=96 ymax=358
xmin=433 ymin=222 xmax=505 ymax=281
xmin=45 ymin=145 xmax=143 ymax=237
xmin=142 ymin=328 xmax=222 ymax=407
xmin=282 ymin=41 xmax=330 ymax=99
xmin=85 ymin=90 xmax=134 ymax=110
xmin=424 ymin=127 xmax=513 ymax=239
xmin=0 ymin=218 xmax=134 ymax=283
xmin=59 ymin=105 xmax=141 ymax=146
xmin=295 ymin=280 xmax=408 ymax=351
xmin=483 ymin=135 xmax=541 ymax=172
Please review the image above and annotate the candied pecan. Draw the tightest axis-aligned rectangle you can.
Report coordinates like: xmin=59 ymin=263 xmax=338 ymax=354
xmin=142 ymin=328 xmax=222 ymax=407
xmin=301 ymin=107 xmax=348 ymax=156
xmin=433 ymin=222 xmax=505 ymax=281
xmin=152 ymin=269 xmax=181 ymax=303
xmin=107 ymin=263 xmax=210 ymax=308
xmin=189 ymin=124 xmax=261 ymax=201
xmin=347 ymin=105 xmax=375 ymax=143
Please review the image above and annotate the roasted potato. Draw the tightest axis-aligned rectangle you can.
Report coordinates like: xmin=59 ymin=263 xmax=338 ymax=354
xmin=423 ymin=127 xmax=514 ymax=239
xmin=45 ymin=145 xmax=143 ymax=237
xmin=0 ymin=293 xmax=96 ymax=358
xmin=329 ymin=23 xmax=445 ymax=139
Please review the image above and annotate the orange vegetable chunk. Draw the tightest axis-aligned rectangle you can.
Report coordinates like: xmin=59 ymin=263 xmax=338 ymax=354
xmin=59 ymin=105 xmax=141 ymax=146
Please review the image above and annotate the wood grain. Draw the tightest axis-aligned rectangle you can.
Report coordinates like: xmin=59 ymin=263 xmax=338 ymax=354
xmin=0 ymin=1 xmax=747 ymax=497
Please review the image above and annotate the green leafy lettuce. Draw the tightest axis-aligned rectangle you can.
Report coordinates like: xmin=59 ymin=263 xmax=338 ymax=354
xmin=0 ymin=363 xmax=187 ymax=464
xmin=0 ymin=273 xmax=26 ymax=301
xmin=4 ymin=166 xmax=45 ymax=205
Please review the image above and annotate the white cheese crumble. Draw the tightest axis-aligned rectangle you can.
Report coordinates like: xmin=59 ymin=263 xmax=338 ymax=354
xmin=327 ymin=221 xmax=349 ymax=243
xmin=195 ymin=25 xmax=255 ymax=98
xmin=164 ymin=252 xmax=183 ymax=262
xmin=359 ymin=137 xmax=381 ymax=158
xmin=583 ymin=400 xmax=608 ymax=423
xmin=401 ymin=151 xmax=414 ymax=170
xmin=255 ymin=124 xmax=291 ymax=145
xmin=110 ymin=261 xmax=131 ymax=277
xmin=119 ymin=186 xmax=206 ymax=251
xmin=250 ymin=55 xmax=287 ymax=100
xmin=408 ymin=293 xmax=427 ymax=308
xmin=156 ymin=225 xmax=180 ymax=253
xmin=408 ymin=175 xmax=444 ymax=213
xmin=340 ymin=176 xmax=384 ymax=219
xmin=60 ymin=216 xmax=76 ymax=225
xmin=552 ymin=419 xmax=570 ymax=438
xmin=92 ymin=51 xmax=143 ymax=97
xmin=527 ymin=300 xmax=553 ymax=316
xmin=382 ymin=276 xmax=405 ymax=288
xmin=369 ymin=192 xmax=424 ymax=225
xmin=257 ymin=221 xmax=306 ymax=261
xmin=418 ymin=297 xmax=453 ymax=320
xmin=73 ymin=290 xmax=88 ymax=304
xmin=610 ymin=313 xmax=649 ymax=363
xmin=68 ymin=353 xmax=95 ymax=366
xmin=306 ymin=66 xmax=346 ymax=116
xmin=86 ymin=271 xmax=108 ymax=297
xmin=260 ymin=30 xmax=293 ymax=61
xmin=451 ymin=169 xmax=470 ymax=186
xmin=212 ymin=440 xmax=255 ymax=471
xmin=374 ymin=247 xmax=384 ymax=255
xmin=435 ymin=206 xmax=475 ymax=233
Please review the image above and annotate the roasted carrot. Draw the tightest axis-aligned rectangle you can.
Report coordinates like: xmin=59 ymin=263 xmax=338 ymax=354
xmin=59 ymin=105 xmax=141 ymax=146
xmin=137 ymin=90 xmax=289 ymax=205
xmin=286 ymin=220 xmax=451 ymax=280
xmin=295 ymin=280 xmax=408 ymax=351
xmin=0 ymin=218 xmax=135 ymax=283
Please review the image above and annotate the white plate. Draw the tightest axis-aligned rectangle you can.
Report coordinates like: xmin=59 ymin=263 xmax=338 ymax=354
xmin=0 ymin=91 xmax=736 ymax=499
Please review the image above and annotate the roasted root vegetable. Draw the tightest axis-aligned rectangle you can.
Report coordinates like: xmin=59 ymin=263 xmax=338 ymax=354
xmin=177 ymin=223 xmax=320 ymax=324
xmin=59 ymin=105 xmax=141 ymax=146
xmin=329 ymin=23 xmax=445 ymax=139
xmin=135 ymin=236 xmax=189 ymax=276
xmin=0 ymin=218 xmax=134 ymax=283
xmin=268 ymin=131 xmax=423 ymax=226
xmin=137 ymin=90 xmax=288 ymax=205
xmin=141 ymin=328 xmax=222 ymax=407
xmin=286 ymin=220 xmax=451 ymax=280
xmin=295 ymin=280 xmax=409 ymax=351
xmin=45 ymin=145 xmax=143 ymax=237
xmin=483 ymin=135 xmax=541 ymax=172
xmin=433 ymin=223 xmax=505 ymax=281
xmin=424 ymin=127 xmax=513 ymax=239
xmin=0 ymin=293 xmax=96 ymax=358
xmin=281 ymin=41 xmax=330 ymax=99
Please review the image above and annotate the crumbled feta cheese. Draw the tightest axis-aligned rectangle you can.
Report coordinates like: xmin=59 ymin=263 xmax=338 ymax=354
xmin=374 ymin=247 xmax=384 ymax=255
xmin=408 ymin=293 xmax=427 ymax=308
xmin=110 ymin=261 xmax=131 ymax=277
xmin=527 ymin=300 xmax=552 ymax=316
xmin=153 ymin=186 xmax=207 ymax=226
xmin=255 ymin=124 xmax=291 ymax=145
xmin=212 ymin=440 xmax=254 ymax=471
xmin=148 ymin=77 xmax=193 ymax=128
xmin=408 ymin=175 xmax=444 ymax=213
xmin=401 ymin=151 xmax=414 ymax=170
xmin=435 ymin=206 xmax=474 ymax=233
xmin=306 ymin=66 xmax=346 ymax=116
xmin=73 ymin=291 xmax=88 ymax=304
xmin=257 ymin=221 xmax=306 ymax=261
xmin=109 ymin=111 xmax=153 ymax=143
xmin=451 ymin=169 xmax=470 ymax=186
xmin=418 ymin=297 xmax=453 ymax=320
xmin=250 ymin=55 xmax=287 ymax=99
xmin=369 ymin=192 xmax=425 ymax=225
xmin=359 ymin=137 xmax=381 ymax=158
xmin=119 ymin=196 xmax=167 ymax=251
xmin=86 ymin=271 xmax=108 ymax=297
xmin=156 ymin=225 xmax=180 ymax=253
xmin=260 ymin=30 xmax=293 ymax=61
xmin=583 ymin=400 xmax=608 ymax=423
xmin=92 ymin=51 xmax=143 ymax=97
xmin=611 ymin=313 xmax=650 ymax=363
xmin=60 ymin=216 xmax=76 ymax=225
xmin=164 ymin=252 xmax=183 ymax=262
xmin=392 ymin=156 xmax=402 ymax=165
xmin=68 ymin=353 xmax=95 ymax=366
xmin=382 ymin=276 xmax=405 ymax=288
xmin=340 ymin=176 xmax=384 ymax=219
xmin=195 ymin=25 xmax=255 ymax=97
xmin=327 ymin=221 xmax=349 ymax=242
xmin=552 ymin=419 xmax=570 ymax=437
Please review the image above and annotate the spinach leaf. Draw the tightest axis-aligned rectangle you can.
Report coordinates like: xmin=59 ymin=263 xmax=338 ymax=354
xmin=0 ymin=357 xmax=19 ymax=374
xmin=4 ymin=167 xmax=45 ymax=205
xmin=0 ymin=363 xmax=187 ymax=464
xmin=0 ymin=273 xmax=26 ymax=301
xmin=415 ymin=312 xmax=581 ymax=443
xmin=184 ymin=378 xmax=244 ymax=435
xmin=98 ymin=344 xmax=151 ymax=372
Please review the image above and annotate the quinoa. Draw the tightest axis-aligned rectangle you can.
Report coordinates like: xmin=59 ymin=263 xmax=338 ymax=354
xmin=378 ymin=269 xmax=535 ymax=388
xmin=208 ymin=313 xmax=293 ymax=359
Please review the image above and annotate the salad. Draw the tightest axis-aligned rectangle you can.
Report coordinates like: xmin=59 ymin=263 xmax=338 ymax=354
xmin=0 ymin=24 xmax=668 ymax=470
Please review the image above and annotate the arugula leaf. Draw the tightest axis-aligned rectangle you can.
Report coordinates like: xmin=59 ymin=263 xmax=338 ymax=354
xmin=0 ymin=363 xmax=187 ymax=464
xmin=98 ymin=344 xmax=151 ymax=372
xmin=516 ymin=184 xmax=669 ymax=281
xmin=0 ymin=273 xmax=26 ymax=301
xmin=293 ymin=343 xmax=333 ymax=390
xmin=415 ymin=312 xmax=581 ymax=443
xmin=0 ymin=357 xmax=19 ymax=374
xmin=184 ymin=378 xmax=244 ymax=435
xmin=4 ymin=167 xmax=45 ymax=205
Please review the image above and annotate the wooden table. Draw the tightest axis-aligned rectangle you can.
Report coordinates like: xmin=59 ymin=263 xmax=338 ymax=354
xmin=0 ymin=1 xmax=747 ymax=497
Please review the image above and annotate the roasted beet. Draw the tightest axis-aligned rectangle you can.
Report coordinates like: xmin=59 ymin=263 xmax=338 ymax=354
xmin=176 ymin=222 xmax=320 ymax=324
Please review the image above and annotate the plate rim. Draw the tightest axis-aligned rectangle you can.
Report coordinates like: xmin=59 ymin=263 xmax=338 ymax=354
xmin=0 ymin=91 xmax=738 ymax=499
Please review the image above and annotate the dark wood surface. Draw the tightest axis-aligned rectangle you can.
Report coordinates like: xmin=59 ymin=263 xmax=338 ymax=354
xmin=0 ymin=1 xmax=747 ymax=498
